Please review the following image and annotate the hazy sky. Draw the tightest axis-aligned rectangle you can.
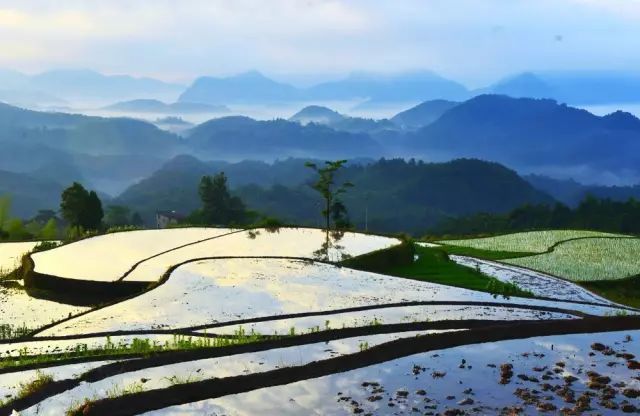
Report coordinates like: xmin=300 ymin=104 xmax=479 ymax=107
xmin=1 ymin=0 xmax=639 ymax=87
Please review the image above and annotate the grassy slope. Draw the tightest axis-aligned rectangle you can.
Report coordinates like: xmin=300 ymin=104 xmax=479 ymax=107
xmin=387 ymin=245 xmax=531 ymax=296
xmin=581 ymin=277 xmax=640 ymax=309
xmin=434 ymin=244 xmax=534 ymax=260
xmin=436 ymin=232 xmax=640 ymax=309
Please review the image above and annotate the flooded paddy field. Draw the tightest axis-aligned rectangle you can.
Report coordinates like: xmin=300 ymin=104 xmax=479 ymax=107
xmin=35 ymin=258 xmax=619 ymax=337
xmin=450 ymin=255 xmax=621 ymax=306
xmin=1 ymin=227 xmax=638 ymax=415
xmin=0 ymin=242 xmax=42 ymax=276
xmin=152 ymin=330 xmax=640 ymax=415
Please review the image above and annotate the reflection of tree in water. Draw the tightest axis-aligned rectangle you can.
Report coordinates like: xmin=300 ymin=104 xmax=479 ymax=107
xmin=246 ymin=225 xmax=281 ymax=240
xmin=313 ymin=229 xmax=352 ymax=262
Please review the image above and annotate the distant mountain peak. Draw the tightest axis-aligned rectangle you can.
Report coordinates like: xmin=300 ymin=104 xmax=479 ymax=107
xmin=391 ymin=99 xmax=459 ymax=129
xmin=236 ymin=70 xmax=269 ymax=79
xmin=602 ymin=110 xmax=640 ymax=130
xmin=103 ymin=99 xmax=228 ymax=114
xmin=289 ymin=105 xmax=345 ymax=125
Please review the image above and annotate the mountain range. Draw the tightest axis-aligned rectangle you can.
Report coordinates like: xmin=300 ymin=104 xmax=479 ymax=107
xmin=114 ymin=156 xmax=552 ymax=234
xmin=103 ymin=99 xmax=229 ymax=114
xmin=2 ymin=94 xmax=640 ymax=218
xmin=288 ymin=105 xmax=396 ymax=133
xmin=174 ymin=69 xmax=640 ymax=107
xmin=524 ymin=175 xmax=640 ymax=207
xmin=0 ymin=69 xmax=184 ymax=105
xmin=402 ymin=95 xmax=640 ymax=185
xmin=3 ymin=68 xmax=640 ymax=109
xmin=178 ymin=70 xmax=470 ymax=105
xmin=478 ymin=71 xmax=640 ymax=105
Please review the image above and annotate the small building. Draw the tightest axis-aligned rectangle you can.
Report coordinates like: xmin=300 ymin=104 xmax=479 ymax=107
xmin=155 ymin=210 xmax=185 ymax=229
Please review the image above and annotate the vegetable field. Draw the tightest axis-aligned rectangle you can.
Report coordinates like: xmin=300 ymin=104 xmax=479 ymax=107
xmin=439 ymin=230 xmax=625 ymax=253
xmin=506 ymin=237 xmax=640 ymax=281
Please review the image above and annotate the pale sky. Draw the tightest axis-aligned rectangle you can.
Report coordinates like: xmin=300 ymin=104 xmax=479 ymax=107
xmin=1 ymin=0 xmax=639 ymax=87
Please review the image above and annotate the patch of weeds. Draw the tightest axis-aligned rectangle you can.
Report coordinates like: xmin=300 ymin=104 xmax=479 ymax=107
xmin=163 ymin=373 xmax=203 ymax=386
xmin=106 ymin=381 xmax=145 ymax=399
xmin=0 ymin=370 xmax=55 ymax=407
xmin=0 ymin=330 xmax=267 ymax=372
xmin=485 ymin=278 xmax=534 ymax=299
xmin=66 ymin=397 xmax=98 ymax=416
xmin=31 ymin=241 xmax=61 ymax=253
xmin=0 ymin=323 xmax=32 ymax=340
xmin=18 ymin=371 xmax=54 ymax=397
xmin=105 ymin=225 xmax=141 ymax=234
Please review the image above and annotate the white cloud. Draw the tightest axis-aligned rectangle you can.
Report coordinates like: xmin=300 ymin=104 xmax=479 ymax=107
xmin=0 ymin=0 xmax=638 ymax=85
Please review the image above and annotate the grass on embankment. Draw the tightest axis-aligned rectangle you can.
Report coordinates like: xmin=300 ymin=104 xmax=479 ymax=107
xmin=434 ymin=244 xmax=534 ymax=260
xmin=387 ymin=245 xmax=533 ymax=297
xmin=581 ymin=276 xmax=640 ymax=309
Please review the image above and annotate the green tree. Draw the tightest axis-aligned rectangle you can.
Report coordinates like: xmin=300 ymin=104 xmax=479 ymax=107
xmin=197 ymin=173 xmax=246 ymax=225
xmin=305 ymin=160 xmax=353 ymax=230
xmin=40 ymin=218 xmax=58 ymax=240
xmin=0 ymin=195 xmax=10 ymax=239
xmin=60 ymin=182 xmax=103 ymax=230
xmin=6 ymin=219 xmax=30 ymax=240
xmin=131 ymin=212 xmax=144 ymax=227
xmin=84 ymin=191 xmax=103 ymax=230
xmin=105 ymin=205 xmax=131 ymax=227
xmin=331 ymin=200 xmax=351 ymax=230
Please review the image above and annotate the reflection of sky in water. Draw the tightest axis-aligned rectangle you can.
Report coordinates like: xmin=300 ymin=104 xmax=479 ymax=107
xmin=0 ymin=241 xmax=40 ymax=274
xmin=33 ymin=227 xmax=395 ymax=283
xmin=1 ymin=334 xmax=215 ymax=358
xmin=124 ymin=228 xmax=399 ymax=282
xmin=207 ymin=305 xmax=574 ymax=335
xmin=0 ymin=288 xmax=87 ymax=328
xmin=451 ymin=256 xmax=618 ymax=305
xmin=0 ymin=360 xmax=115 ymax=401
xmin=39 ymin=258 xmax=613 ymax=337
xmin=150 ymin=330 xmax=640 ymax=416
xmin=21 ymin=331 xmax=445 ymax=416
xmin=32 ymin=228 xmax=235 ymax=282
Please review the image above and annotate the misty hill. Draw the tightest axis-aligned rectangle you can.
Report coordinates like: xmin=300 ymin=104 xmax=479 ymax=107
xmin=307 ymin=71 xmax=469 ymax=102
xmin=0 ymin=103 xmax=180 ymax=195
xmin=485 ymin=71 xmax=640 ymax=105
xmin=0 ymin=102 xmax=183 ymax=156
xmin=0 ymin=170 xmax=65 ymax=218
xmin=482 ymin=72 xmax=555 ymax=99
xmin=186 ymin=116 xmax=382 ymax=159
xmin=391 ymin=99 xmax=459 ymax=129
xmin=405 ymin=95 xmax=640 ymax=183
xmin=28 ymin=69 xmax=184 ymax=102
xmin=289 ymin=105 xmax=345 ymax=125
xmin=0 ymin=102 xmax=89 ymax=128
xmin=0 ymin=89 xmax=65 ymax=108
xmin=0 ymin=69 xmax=184 ymax=104
xmin=179 ymin=71 xmax=300 ymax=104
xmin=115 ymin=155 xmax=318 ymax=215
xmin=289 ymin=105 xmax=396 ymax=133
xmin=116 ymin=156 xmax=552 ymax=234
xmin=179 ymin=70 xmax=469 ymax=105
xmin=103 ymin=99 xmax=229 ymax=114
xmin=526 ymin=174 xmax=640 ymax=207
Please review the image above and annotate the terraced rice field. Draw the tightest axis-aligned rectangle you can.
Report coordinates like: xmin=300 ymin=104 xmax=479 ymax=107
xmin=0 ymin=242 xmax=42 ymax=276
xmin=505 ymin=237 xmax=640 ymax=281
xmin=0 ymin=227 xmax=638 ymax=415
xmin=439 ymin=230 xmax=625 ymax=253
xmin=31 ymin=228 xmax=238 ymax=282
xmin=148 ymin=330 xmax=640 ymax=415
xmin=449 ymin=255 xmax=619 ymax=304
